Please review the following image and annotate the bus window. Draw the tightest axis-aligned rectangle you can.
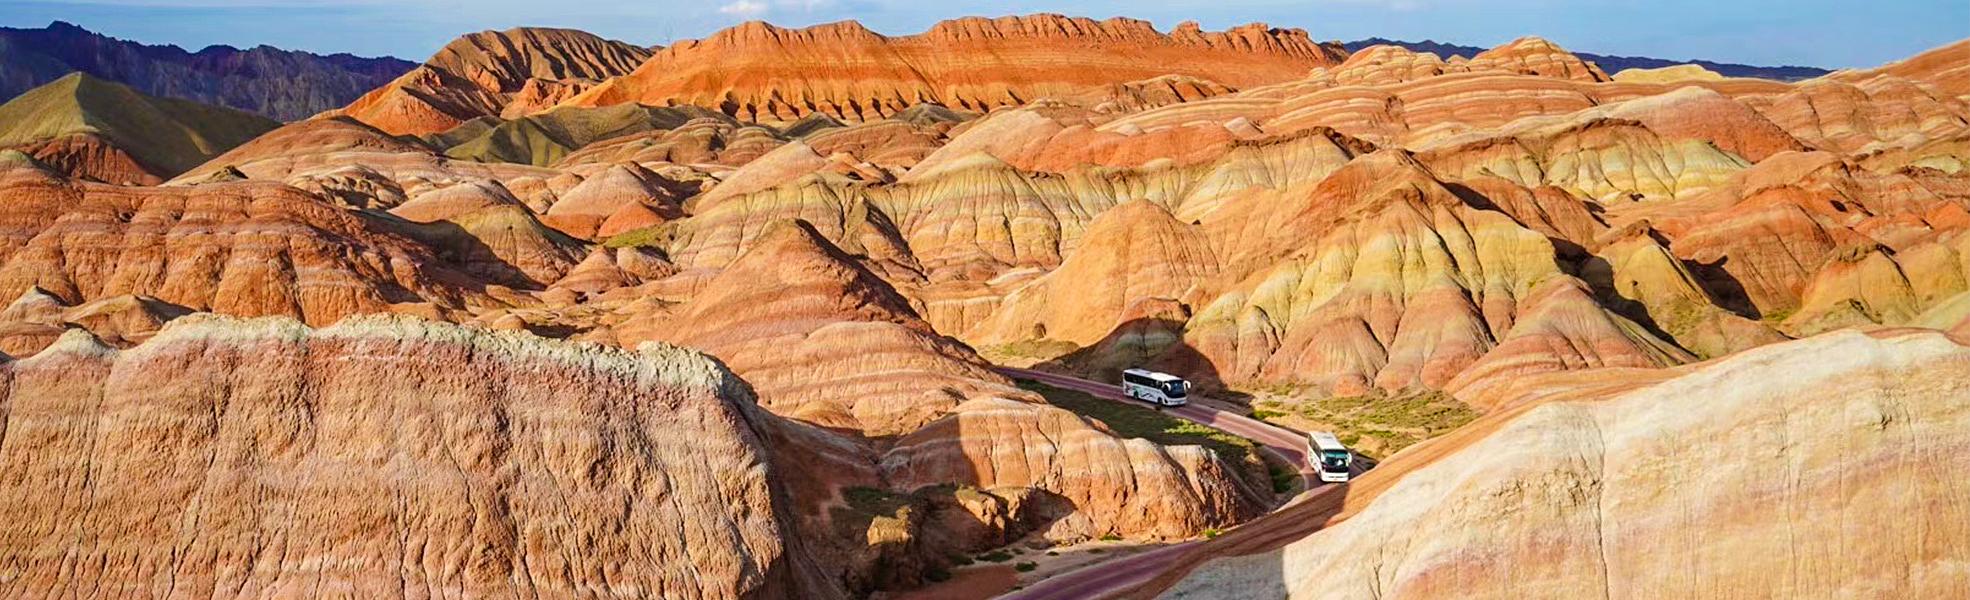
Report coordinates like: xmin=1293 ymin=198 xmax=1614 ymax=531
xmin=1320 ymin=450 xmax=1350 ymax=470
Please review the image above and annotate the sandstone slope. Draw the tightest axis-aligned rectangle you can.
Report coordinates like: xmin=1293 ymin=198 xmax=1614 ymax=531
xmin=338 ymin=27 xmax=653 ymax=135
xmin=1158 ymin=328 xmax=1970 ymax=598
xmin=0 ymin=314 xmax=840 ymax=598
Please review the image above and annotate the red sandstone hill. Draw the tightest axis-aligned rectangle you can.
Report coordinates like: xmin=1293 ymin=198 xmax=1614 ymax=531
xmin=565 ymin=15 xmax=1347 ymax=123
xmin=4 ymin=15 xmax=1969 ymax=599
xmin=337 ymin=27 xmax=653 ymax=135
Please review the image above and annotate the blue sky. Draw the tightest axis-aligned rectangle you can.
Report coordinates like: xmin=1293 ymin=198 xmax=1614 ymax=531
xmin=1 ymin=0 xmax=1963 ymax=68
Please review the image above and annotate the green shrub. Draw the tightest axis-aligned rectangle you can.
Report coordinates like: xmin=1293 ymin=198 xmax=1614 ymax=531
xmin=976 ymin=550 xmax=1014 ymax=563
xmin=1015 ymin=562 xmax=1038 ymax=573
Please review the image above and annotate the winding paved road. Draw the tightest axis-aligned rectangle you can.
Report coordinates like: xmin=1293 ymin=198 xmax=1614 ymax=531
xmin=994 ymin=368 xmax=1358 ymax=600
xmin=1001 ymin=368 xmax=1318 ymax=481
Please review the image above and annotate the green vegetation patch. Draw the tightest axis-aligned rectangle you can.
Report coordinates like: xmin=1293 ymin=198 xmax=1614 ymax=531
xmin=1253 ymin=389 xmax=1478 ymax=458
xmin=979 ymin=339 xmax=1082 ymax=363
xmin=602 ymin=222 xmax=677 ymax=249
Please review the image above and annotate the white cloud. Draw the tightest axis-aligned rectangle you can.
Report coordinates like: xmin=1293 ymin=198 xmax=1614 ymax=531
xmin=717 ymin=0 xmax=767 ymax=18
xmin=777 ymin=0 xmax=835 ymax=10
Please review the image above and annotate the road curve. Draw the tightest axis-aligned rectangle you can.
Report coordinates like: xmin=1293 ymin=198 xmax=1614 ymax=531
xmin=995 ymin=368 xmax=1348 ymax=600
xmin=1000 ymin=367 xmax=1317 ymax=478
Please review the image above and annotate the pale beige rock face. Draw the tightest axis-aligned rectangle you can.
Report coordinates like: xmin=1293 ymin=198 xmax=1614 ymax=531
xmin=0 ymin=314 xmax=840 ymax=599
xmin=1160 ymin=328 xmax=1970 ymax=599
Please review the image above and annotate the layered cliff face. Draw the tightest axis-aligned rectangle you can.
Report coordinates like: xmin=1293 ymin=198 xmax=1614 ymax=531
xmin=0 ymin=314 xmax=839 ymax=598
xmin=0 ymin=165 xmax=488 ymax=327
xmin=1158 ymin=328 xmax=1970 ymax=599
xmin=566 ymin=15 xmax=1346 ymax=123
xmin=338 ymin=28 xmax=653 ymax=135
xmin=0 ymin=21 xmax=413 ymax=121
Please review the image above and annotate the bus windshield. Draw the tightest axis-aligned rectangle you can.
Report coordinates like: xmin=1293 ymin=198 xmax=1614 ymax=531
xmin=1320 ymin=450 xmax=1350 ymax=470
xmin=1163 ymin=381 xmax=1187 ymax=397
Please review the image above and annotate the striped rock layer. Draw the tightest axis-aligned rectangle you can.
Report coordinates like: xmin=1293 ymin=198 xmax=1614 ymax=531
xmin=565 ymin=15 xmax=1346 ymax=123
xmin=0 ymin=314 xmax=839 ymax=598
xmin=1157 ymin=328 xmax=1970 ymax=599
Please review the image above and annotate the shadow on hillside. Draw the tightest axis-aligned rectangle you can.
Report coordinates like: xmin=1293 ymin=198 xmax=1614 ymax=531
xmin=1034 ymin=316 xmax=1249 ymax=407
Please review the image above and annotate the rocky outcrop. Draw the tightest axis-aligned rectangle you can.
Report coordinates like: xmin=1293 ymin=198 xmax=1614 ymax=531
xmin=566 ymin=15 xmax=1346 ymax=123
xmin=6 ymin=132 xmax=160 ymax=185
xmin=0 ymin=21 xmax=413 ymax=121
xmin=1635 ymin=151 xmax=1970 ymax=332
xmin=1465 ymin=37 xmax=1610 ymax=82
xmin=0 ymin=167 xmax=488 ymax=326
xmin=0 ymin=314 xmax=841 ymax=598
xmin=385 ymin=179 xmax=590 ymax=288
xmin=624 ymin=221 xmax=1024 ymax=435
xmin=1741 ymin=76 xmax=1970 ymax=154
xmin=967 ymin=200 xmax=1219 ymax=347
xmin=542 ymin=162 xmax=686 ymax=240
xmin=338 ymin=28 xmax=653 ymax=135
xmin=884 ymin=396 xmax=1265 ymax=540
xmin=1158 ymin=328 xmax=1970 ymax=599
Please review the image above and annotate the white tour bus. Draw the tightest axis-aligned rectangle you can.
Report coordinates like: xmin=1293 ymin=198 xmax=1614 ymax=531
xmin=1120 ymin=369 xmax=1190 ymax=407
xmin=1307 ymin=431 xmax=1354 ymax=483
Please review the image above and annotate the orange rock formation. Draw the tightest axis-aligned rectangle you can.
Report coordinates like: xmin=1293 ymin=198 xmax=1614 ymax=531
xmin=338 ymin=28 xmax=653 ymax=135
xmin=566 ymin=16 xmax=1346 ymax=123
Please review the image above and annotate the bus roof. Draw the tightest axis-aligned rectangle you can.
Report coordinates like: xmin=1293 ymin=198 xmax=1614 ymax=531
xmin=1122 ymin=368 xmax=1185 ymax=383
xmin=1308 ymin=431 xmax=1346 ymax=451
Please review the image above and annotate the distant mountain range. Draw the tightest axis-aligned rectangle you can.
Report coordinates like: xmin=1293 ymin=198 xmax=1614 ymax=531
xmin=0 ymin=21 xmax=1840 ymax=127
xmin=1342 ymin=38 xmax=1831 ymax=81
xmin=0 ymin=21 xmax=413 ymax=121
